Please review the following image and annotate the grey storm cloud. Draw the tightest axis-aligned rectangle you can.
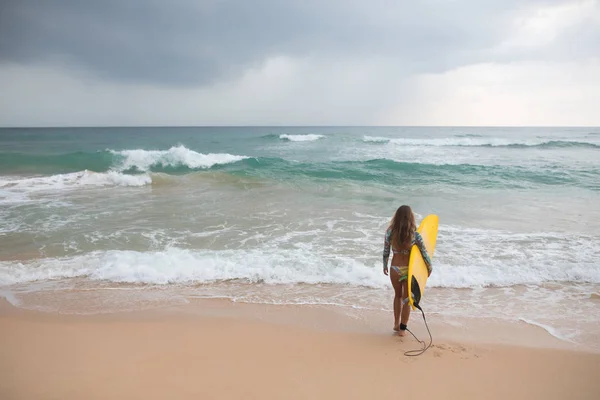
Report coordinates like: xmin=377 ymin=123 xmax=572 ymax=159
xmin=0 ymin=0 xmax=597 ymax=87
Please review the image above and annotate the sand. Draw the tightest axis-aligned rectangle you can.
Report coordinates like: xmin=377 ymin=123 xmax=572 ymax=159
xmin=1 ymin=300 xmax=599 ymax=400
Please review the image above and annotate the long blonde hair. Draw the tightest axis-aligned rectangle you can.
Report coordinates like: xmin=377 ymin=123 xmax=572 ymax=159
xmin=388 ymin=205 xmax=416 ymax=249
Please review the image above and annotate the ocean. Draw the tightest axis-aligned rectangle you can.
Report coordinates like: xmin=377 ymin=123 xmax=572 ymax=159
xmin=1 ymin=126 xmax=599 ymax=348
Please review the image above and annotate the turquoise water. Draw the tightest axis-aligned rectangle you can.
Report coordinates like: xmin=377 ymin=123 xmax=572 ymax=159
xmin=1 ymin=127 xmax=599 ymax=191
xmin=1 ymin=127 xmax=599 ymax=348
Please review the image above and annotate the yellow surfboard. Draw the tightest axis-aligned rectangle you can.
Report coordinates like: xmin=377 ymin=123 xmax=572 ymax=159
xmin=407 ymin=214 xmax=439 ymax=310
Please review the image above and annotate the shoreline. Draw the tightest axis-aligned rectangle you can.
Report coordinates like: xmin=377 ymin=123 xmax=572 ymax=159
xmin=2 ymin=281 xmax=599 ymax=353
xmin=2 ymin=298 xmax=600 ymax=399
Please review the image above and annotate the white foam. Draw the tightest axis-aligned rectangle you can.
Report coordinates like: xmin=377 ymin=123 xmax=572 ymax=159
xmin=111 ymin=145 xmax=247 ymax=171
xmin=362 ymin=136 xmax=391 ymax=143
xmin=279 ymin=134 xmax=324 ymax=142
xmin=2 ymin=225 xmax=599 ymax=289
xmin=0 ymin=145 xmax=246 ymax=199
xmin=519 ymin=318 xmax=577 ymax=343
xmin=0 ymin=289 xmax=22 ymax=307
xmin=0 ymin=188 xmax=31 ymax=206
xmin=0 ymin=247 xmax=387 ymax=287
xmin=426 ymin=226 xmax=600 ymax=288
xmin=78 ymin=170 xmax=152 ymax=186
xmin=394 ymin=137 xmax=518 ymax=146
xmin=361 ymin=136 xmax=597 ymax=147
xmin=0 ymin=171 xmax=151 ymax=192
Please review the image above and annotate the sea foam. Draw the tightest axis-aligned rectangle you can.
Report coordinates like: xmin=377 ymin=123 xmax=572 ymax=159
xmin=0 ymin=145 xmax=248 ymax=196
xmin=112 ymin=145 xmax=248 ymax=171
xmin=0 ymin=247 xmax=386 ymax=287
xmin=362 ymin=136 xmax=600 ymax=148
xmin=1 ymin=230 xmax=599 ymax=288
xmin=279 ymin=134 xmax=324 ymax=142
xmin=0 ymin=170 xmax=151 ymax=191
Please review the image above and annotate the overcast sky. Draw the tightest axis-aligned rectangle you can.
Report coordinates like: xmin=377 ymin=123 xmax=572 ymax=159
xmin=1 ymin=0 xmax=599 ymax=126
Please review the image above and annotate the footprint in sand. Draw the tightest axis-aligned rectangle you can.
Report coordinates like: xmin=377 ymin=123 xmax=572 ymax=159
xmin=431 ymin=343 xmax=480 ymax=359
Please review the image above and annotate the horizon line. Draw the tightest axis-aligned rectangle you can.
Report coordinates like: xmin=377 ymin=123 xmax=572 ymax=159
xmin=1 ymin=125 xmax=599 ymax=129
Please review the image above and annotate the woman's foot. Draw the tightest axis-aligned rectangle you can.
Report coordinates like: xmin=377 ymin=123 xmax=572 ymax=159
xmin=398 ymin=323 xmax=407 ymax=336
xmin=393 ymin=324 xmax=400 ymax=332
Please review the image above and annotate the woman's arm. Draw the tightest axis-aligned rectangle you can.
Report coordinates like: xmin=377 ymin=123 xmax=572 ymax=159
xmin=383 ymin=229 xmax=391 ymax=272
xmin=414 ymin=231 xmax=433 ymax=274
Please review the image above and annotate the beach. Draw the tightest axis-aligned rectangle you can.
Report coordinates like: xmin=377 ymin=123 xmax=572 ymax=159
xmin=1 ymin=126 xmax=599 ymax=398
xmin=2 ymin=298 xmax=599 ymax=400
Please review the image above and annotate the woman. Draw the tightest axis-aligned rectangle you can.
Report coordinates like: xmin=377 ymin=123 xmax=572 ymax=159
xmin=383 ymin=205 xmax=432 ymax=336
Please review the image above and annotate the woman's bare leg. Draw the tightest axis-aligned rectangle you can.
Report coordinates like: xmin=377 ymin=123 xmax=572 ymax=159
xmin=390 ymin=268 xmax=402 ymax=331
xmin=398 ymin=279 xmax=411 ymax=336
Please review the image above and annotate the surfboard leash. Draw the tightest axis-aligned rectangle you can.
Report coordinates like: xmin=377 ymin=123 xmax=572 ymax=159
xmin=404 ymin=304 xmax=433 ymax=357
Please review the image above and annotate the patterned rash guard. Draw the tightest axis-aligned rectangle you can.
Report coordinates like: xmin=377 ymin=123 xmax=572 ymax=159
xmin=383 ymin=228 xmax=432 ymax=274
